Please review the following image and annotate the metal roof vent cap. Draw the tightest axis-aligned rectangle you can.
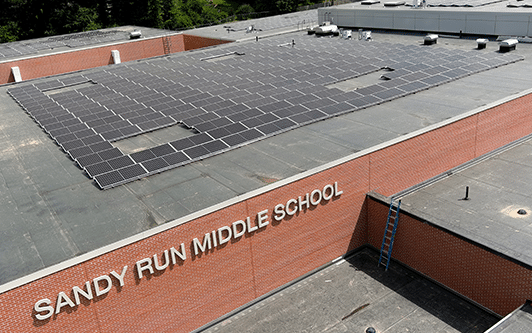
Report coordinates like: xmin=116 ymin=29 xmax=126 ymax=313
xmin=424 ymin=34 xmax=438 ymax=45
xmin=130 ymin=30 xmax=142 ymax=39
xmin=499 ymin=38 xmax=518 ymax=52
xmin=518 ymin=209 xmax=527 ymax=215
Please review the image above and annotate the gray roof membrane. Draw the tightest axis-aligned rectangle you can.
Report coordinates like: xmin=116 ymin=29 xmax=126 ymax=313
xmin=200 ymin=248 xmax=499 ymax=333
xmin=7 ymin=35 xmax=523 ymax=189
xmin=399 ymin=137 xmax=532 ymax=269
xmin=2 ymin=28 xmax=532 ymax=289
xmin=0 ymin=26 xmax=169 ymax=60
xmin=486 ymin=301 xmax=532 ymax=333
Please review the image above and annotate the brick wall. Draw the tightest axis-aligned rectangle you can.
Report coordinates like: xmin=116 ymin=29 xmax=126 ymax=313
xmin=0 ymin=34 xmax=231 ymax=84
xmin=367 ymin=196 xmax=532 ymax=315
xmin=1 ymin=91 xmax=532 ymax=331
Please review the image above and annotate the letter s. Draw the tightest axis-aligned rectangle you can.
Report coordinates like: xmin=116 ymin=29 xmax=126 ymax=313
xmin=274 ymin=204 xmax=285 ymax=221
xmin=34 ymin=298 xmax=54 ymax=320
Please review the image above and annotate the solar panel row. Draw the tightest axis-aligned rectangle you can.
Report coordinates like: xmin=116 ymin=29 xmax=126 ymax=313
xmin=7 ymin=35 xmax=524 ymax=189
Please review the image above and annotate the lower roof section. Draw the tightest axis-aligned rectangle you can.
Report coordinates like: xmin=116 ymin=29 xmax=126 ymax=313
xmin=199 ymin=247 xmax=499 ymax=333
xmin=486 ymin=301 xmax=532 ymax=333
xmin=397 ymin=136 xmax=532 ymax=269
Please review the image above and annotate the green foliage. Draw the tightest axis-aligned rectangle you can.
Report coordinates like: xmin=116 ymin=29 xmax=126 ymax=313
xmin=235 ymin=4 xmax=254 ymax=17
xmin=0 ymin=0 xmax=312 ymax=42
xmin=0 ymin=22 xmax=20 ymax=43
xmin=275 ymin=0 xmax=299 ymax=13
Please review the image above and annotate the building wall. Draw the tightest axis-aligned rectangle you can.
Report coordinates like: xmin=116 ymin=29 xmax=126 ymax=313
xmin=367 ymin=196 xmax=532 ymax=315
xmin=319 ymin=7 xmax=532 ymax=36
xmin=1 ymin=91 xmax=532 ymax=331
xmin=0 ymin=34 xmax=231 ymax=85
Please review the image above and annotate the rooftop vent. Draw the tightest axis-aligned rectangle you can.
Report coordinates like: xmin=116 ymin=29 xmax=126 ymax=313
xmin=477 ymin=38 xmax=489 ymax=49
xmin=129 ymin=30 xmax=142 ymax=39
xmin=424 ymin=34 xmax=439 ymax=45
xmin=384 ymin=1 xmax=405 ymax=6
xmin=499 ymin=39 xmax=518 ymax=52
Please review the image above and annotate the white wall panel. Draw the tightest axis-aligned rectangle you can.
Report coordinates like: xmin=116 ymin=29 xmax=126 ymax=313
xmin=393 ymin=11 xmax=416 ymax=30
xmin=414 ymin=12 xmax=440 ymax=31
xmin=319 ymin=7 xmax=532 ymax=36
xmin=374 ymin=12 xmax=395 ymax=29
xmin=439 ymin=13 xmax=467 ymax=33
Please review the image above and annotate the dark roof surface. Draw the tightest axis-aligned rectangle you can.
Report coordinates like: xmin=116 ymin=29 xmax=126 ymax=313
xmin=6 ymin=34 xmax=522 ymax=189
xmin=0 ymin=26 xmax=170 ymax=61
xmin=2 ymin=22 xmax=532 ymax=289
xmin=399 ymin=136 xmax=532 ymax=267
xmin=199 ymin=248 xmax=499 ymax=333
xmin=485 ymin=301 xmax=532 ymax=333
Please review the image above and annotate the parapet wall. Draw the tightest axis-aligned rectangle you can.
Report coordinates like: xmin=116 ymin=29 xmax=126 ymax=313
xmin=1 ymin=88 xmax=532 ymax=331
xmin=367 ymin=194 xmax=532 ymax=315
xmin=0 ymin=34 xmax=231 ymax=84
xmin=320 ymin=7 xmax=532 ymax=36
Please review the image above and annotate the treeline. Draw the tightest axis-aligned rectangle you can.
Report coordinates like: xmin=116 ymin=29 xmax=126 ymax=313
xmin=0 ymin=0 xmax=312 ymax=43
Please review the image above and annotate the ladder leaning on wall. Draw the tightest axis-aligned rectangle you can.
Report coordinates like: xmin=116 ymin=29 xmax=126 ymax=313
xmin=378 ymin=199 xmax=401 ymax=271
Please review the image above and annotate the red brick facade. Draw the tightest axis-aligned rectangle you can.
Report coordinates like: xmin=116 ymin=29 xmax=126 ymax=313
xmin=367 ymin=196 xmax=532 ymax=315
xmin=1 ymin=82 xmax=532 ymax=331
xmin=0 ymin=34 xmax=231 ymax=84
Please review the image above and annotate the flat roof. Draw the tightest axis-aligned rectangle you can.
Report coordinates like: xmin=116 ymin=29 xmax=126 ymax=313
xmin=0 ymin=26 xmax=174 ymax=63
xmin=2 ymin=16 xmax=532 ymax=290
xmin=486 ymin=301 xmax=532 ymax=332
xmin=398 ymin=136 xmax=532 ymax=267
xmin=198 ymin=248 xmax=499 ymax=332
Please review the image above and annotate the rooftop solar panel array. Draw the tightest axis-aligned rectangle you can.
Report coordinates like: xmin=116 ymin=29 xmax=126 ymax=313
xmin=0 ymin=30 xmax=126 ymax=58
xmin=7 ymin=34 xmax=523 ymax=189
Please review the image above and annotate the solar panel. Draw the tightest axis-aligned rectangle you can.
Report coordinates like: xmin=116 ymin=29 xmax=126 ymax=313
xmin=131 ymin=150 xmax=157 ymax=163
xmin=142 ymin=157 xmax=170 ymax=173
xmin=150 ymin=143 xmax=176 ymax=157
xmin=163 ymin=151 xmax=190 ymax=165
xmin=184 ymin=145 xmax=210 ymax=159
xmin=108 ymin=155 xmax=135 ymax=169
xmin=118 ymin=164 xmax=147 ymax=181
xmin=203 ymin=140 xmax=229 ymax=153
xmin=7 ymin=34 xmax=523 ymax=189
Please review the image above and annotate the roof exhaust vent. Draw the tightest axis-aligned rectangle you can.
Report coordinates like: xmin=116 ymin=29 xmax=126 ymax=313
xmin=499 ymin=39 xmax=518 ymax=52
xmin=476 ymin=38 xmax=489 ymax=49
xmin=424 ymin=34 xmax=438 ymax=45
xmin=130 ymin=30 xmax=142 ymax=39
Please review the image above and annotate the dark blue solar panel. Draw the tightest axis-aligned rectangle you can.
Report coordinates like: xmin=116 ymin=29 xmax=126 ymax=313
xmin=150 ymin=143 xmax=176 ymax=157
xmin=108 ymin=156 xmax=135 ymax=169
xmin=142 ymin=157 xmax=170 ymax=172
xmin=8 ymin=37 xmax=522 ymax=190
xmin=202 ymin=140 xmax=229 ymax=153
xmin=69 ymin=146 xmax=93 ymax=159
xmin=131 ymin=149 xmax=157 ymax=163
xmin=118 ymin=164 xmax=147 ymax=180
xmin=170 ymin=137 xmax=195 ymax=151
xmin=95 ymin=170 xmax=124 ymax=189
xmin=163 ymin=151 xmax=190 ymax=165
xmin=184 ymin=145 xmax=210 ymax=159
xmin=77 ymin=153 xmax=103 ymax=167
